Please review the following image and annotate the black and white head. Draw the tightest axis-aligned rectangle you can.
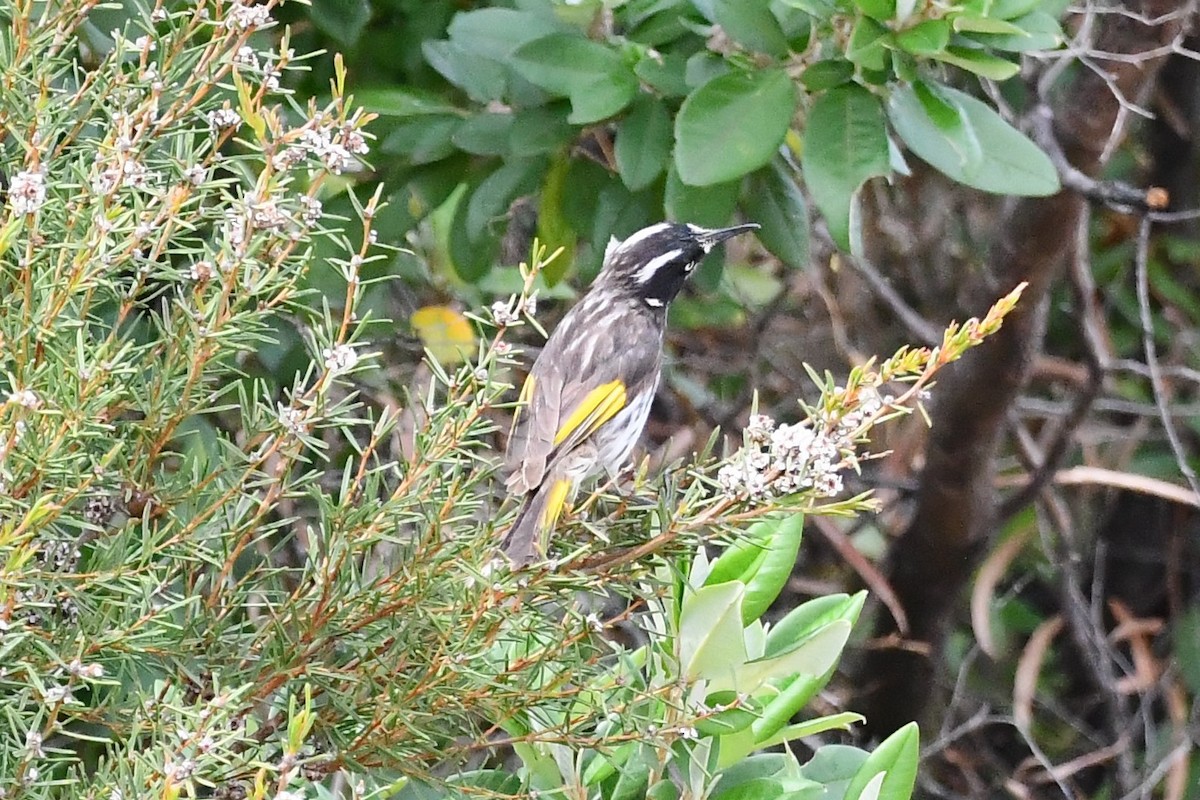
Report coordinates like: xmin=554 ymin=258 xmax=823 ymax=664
xmin=598 ymin=221 xmax=759 ymax=308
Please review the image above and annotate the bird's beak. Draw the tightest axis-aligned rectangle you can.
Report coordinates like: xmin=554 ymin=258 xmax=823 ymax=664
xmin=691 ymin=222 xmax=760 ymax=253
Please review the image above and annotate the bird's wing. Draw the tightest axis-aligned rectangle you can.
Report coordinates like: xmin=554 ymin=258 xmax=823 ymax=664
xmin=504 ymin=307 xmax=659 ymax=493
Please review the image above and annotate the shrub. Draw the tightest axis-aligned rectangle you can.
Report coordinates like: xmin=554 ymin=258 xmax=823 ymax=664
xmin=0 ymin=1 xmax=1019 ymax=797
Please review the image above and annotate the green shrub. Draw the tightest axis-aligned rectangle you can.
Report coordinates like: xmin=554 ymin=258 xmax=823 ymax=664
xmin=0 ymin=1 xmax=1020 ymax=797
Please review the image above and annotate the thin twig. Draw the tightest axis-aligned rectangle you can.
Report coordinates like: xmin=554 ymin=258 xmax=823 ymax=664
xmin=1133 ymin=215 xmax=1200 ymax=499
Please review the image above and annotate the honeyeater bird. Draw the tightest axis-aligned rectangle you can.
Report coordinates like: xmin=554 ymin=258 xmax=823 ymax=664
xmin=502 ymin=220 xmax=759 ymax=564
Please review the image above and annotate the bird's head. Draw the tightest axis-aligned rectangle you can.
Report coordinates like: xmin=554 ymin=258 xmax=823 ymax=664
xmin=598 ymin=221 xmax=759 ymax=307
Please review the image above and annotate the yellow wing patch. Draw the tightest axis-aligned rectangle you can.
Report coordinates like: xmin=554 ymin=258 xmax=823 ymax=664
xmin=540 ymin=479 xmax=571 ymax=529
xmin=554 ymin=380 xmax=626 ymax=447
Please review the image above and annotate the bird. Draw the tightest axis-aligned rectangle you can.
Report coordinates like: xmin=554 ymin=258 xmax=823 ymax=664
xmin=501 ymin=220 xmax=760 ymax=564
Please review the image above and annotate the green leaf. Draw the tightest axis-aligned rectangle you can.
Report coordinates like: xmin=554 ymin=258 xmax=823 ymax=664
xmin=741 ymin=515 xmax=805 ymax=624
xmin=381 ymin=116 xmax=462 ymax=164
xmin=616 ymin=96 xmax=673 ymax=191
xmin=665 ymin=166 xmax=739 ymax=228
xmin=844 ymin=722 xmax=919 ymax=800
xmin=509 ymin=105 xmax=575 ymax=157
xmin=951 ymin=13 xmax=1026 ymax=34
xmin=714 ymin=0 xmax=790 ymax=56
xmin=710 ymin=778 xmax=786 ymax=800
xmin=893 ymin=19 xmax=949 ymax=55
xmin=990 ymin=0 xmax=1041 ymax=18
xmin=756 ymin=712 xmax=865 ymax=749
xmin=971 ymin=10 xmax=1064 ymax=51
xmin=854 ymin=0 xmax=895 ymax=21
xmin=801 ymin=84 xmax=889 ymax=250
xmin=309 ymin=0 xmax=370 ymax=46
xmin=932 ymin=46 xmax=1019 ymax=80
xmin=799 ymin=745 xmax=870 ymax=796
xmin=679 ymin=581 xmax=749 ymax=683
xmin=537 ymin=158 xmax=577 ymax=285
xmin=887 ymin=81 xmax=1060 ymax=196
xmin=465 ymin=158 xmax=546 ymax=241
xmin=749 ymin=673 xmax=823 ymax=745
xmin=351 ymin=87 xmax=458 ymax=118
xmin=451 ymin=112 xmax=514 ymax=156
xmin=448 ymin=184 xmax=499 ymax=282
xmin=765 ymin=592 xmax=866 ymax=657
xmin=743 ymin=159 xmax=809 ymax=269
xmin=675 ymin=69 xmax=797 ymax=186
xmin=846 ymin=16 xmax=889 ymax=70
xmin=421 ymin=40 xmax=507 ymax=103
xmin=635 ymin=51 xmax=691 ymax=97
xmin=511 ymin=34 xmax=639 ymax=123
xmin=726 ymin=620 xmax=851 ymax=693
xmin=800 ymin=59 xmax=855 ymax=91
xmin=446 ymin=7 xmax=564 ymax=62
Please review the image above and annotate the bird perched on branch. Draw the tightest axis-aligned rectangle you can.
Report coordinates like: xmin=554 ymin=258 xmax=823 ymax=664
xmin=502 ymin=220 xmax=759 ymax=564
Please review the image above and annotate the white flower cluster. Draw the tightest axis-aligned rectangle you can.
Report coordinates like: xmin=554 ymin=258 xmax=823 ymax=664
xmin=717 ymin=413 xmax=846 ymax=500
xmin=8 ymin=169 xmax=46 ymax=215
xmin=322 ymin=344 xmax=359 ymax=375
xmin=272 ymin=115 xmax=370 ymax=174
xmin=224 ymin=0 xmax=272 ymax=31
xmin=208 ymin=106 xmax=242 ymax=131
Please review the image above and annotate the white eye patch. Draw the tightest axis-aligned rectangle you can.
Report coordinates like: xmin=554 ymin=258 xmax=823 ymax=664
xmin=635 ymin=249 xmax=684 ymax=284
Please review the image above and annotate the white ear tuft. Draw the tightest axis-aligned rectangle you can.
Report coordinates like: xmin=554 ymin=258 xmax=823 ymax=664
xmin=604 ymin=235 xmax=621 ymax=263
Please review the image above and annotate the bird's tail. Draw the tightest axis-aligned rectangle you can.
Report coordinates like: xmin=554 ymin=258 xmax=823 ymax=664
xmin=502 ymin=478 xmax=571 ymax=566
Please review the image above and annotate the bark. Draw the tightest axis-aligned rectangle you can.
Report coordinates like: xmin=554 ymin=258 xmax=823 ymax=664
xmin=854 ymin=0 xmax=1199 ymax=739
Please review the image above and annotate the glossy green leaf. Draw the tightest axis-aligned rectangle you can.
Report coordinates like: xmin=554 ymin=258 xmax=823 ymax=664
xmin=726 ymin=620 xmax=851 ymax=693
xmin=893 ymin=19 xmax=949 ymax=55
xmin=750 ymin=673 xmax=823 ymax=745
xmin=887 ymin=81 xmax=1060 ymax=196
xmin=635 ymin=51 xmax=691 ymax=97
xmin=741 ymin=515 xmax=805 ymax=624
xmin=665 ymin=166 xmax=739 ymax=228
xmin=951 ymin=13 xmax=1026 ymax=34
xmin=509 ymin=105 xmax=574 ymax=157
xmin=351 ymin=87 xmax=458 ymax=118
xmin=675 ymin=69 xmax=797 ymax=186
xmin=744 ymin=160 xmax=809 ymax=269
xmin=971 ymin=10 xmax=1064 ymax=51
xmin=421 ymin=40 xmax=506 ymax=103
xmin=448 ymin=187 xmax=499 ymax=283
xmin=451 ymin=113 xmax=514 ymax=156
xmin=511 ymin=34 xmax=639 ymax=123
xmin=800 ymin=59 xmax=855 ymax=91
xmin=932 ymin=46 xmax=1019 ymax=80
xmin=446 ymin=7 xmax=564 ymax=62
xmin=776 ymin=0 xmax=838 ymax=18
xmin=991 ymin=0 xmax=1041 ymax=18
xmin=309 ymin=0 xmax=370 ymax=46
xmin=710 ymin=777 xmax=786 ymax=800
xmin=801 ymin=744 xmax=870 ymax=784
xmin=616 ymin=95 xmax=673 ymax=191
xmin=801 ymin=84 xmax=889 ymax=249
xmin=758 ymin=712 xmax=864 ymax=749
xmin=679 ymin=581 xmax=748 ymax=682
xmin=846 ymin=16 xmax=889 ymax=70
xmin=381 ymin=116 xmax=462 ymax=164
xmin=714 ymin=0 xmax=790 ymax=56
xmin=765 ymin=592 xmax=866 ymax=657
xmin=844 ymin=722 xmax=919 ymax=800
xmin=854 ymin=0 xmax=894 ymax=21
